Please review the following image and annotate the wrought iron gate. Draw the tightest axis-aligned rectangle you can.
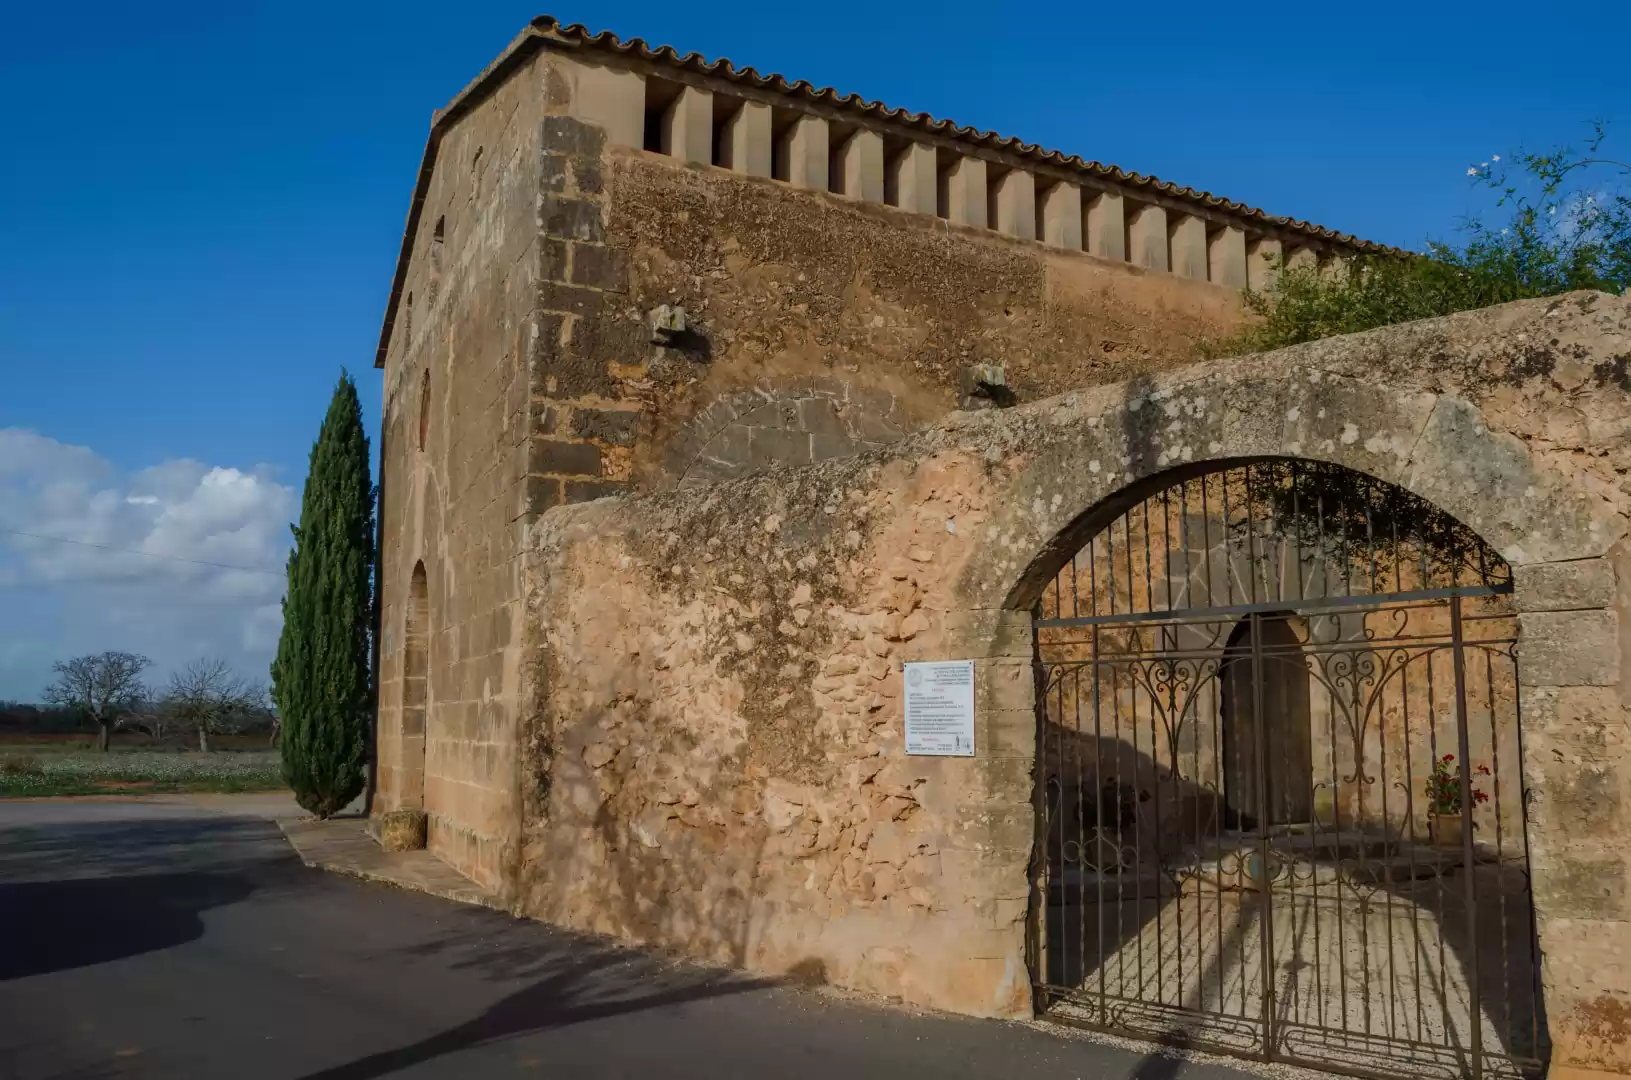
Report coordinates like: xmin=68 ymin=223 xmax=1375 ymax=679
xmin=1030 ymin=459 xmax=1546 ymax=1080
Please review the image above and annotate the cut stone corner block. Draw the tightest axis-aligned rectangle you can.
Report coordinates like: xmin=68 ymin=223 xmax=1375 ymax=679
xmin=944 ymin=156 xmax=987 ymax=229
xmin=838 ymin=129 xmax=884 ymax=203
xmin=1127 ymin=203 xmax=1169 ymax=272
xmin=553 ymin=56 xmax=646 ymax=150
xmin=993 ymin=169 xmax=1036 ymax=240
xmin=1169 ymin=214 xmax=1207 ymax=280
xmin=662 ymin=84 xmax=713 ymax=165
xmin=1040 ymin=181 xmax=1083 ymax=251
xmin=1208 ymin=225 xmax=1248 ymax=289
xmin=374 ymin=809 xmax=429 ymax=852
xmin=721 ymin=101 xmax=773 ymax=178
xmin=1248 ymin=237 xmax=1283 ymax=292
xmin=780 ymin=115 xmax=829 ymax=191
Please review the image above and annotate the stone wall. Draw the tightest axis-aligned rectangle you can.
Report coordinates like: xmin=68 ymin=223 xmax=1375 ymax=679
xmin=371 ymin=50 xmax=546 ymax=892
xmin=503 ymin=45 xmax=1259 ymax=514
xmin=531 ymin=123 xmax=1250 ymax=498
xmin=371 ymin=39 xmax=1280 ymax=897
xmin=517 ymin=292 xmax=1631 ymax=1079
xmin=368 ymin=24 xmax=1631 ymax=1073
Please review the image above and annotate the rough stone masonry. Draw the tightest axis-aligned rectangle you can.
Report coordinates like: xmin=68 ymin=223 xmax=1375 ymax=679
xmin=366 ymin=17 xmax=1631 ymax=1080
xmin=517 ymin=292 xmax=1631 ymax=1075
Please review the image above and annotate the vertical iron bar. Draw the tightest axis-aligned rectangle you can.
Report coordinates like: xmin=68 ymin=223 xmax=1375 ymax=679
xmin=1425 ymin=632 xmax=1454 ymax=1050
xmin=1450 ymin=597 xmax=1484 ymax=1080
xmin=1128 ymin=640 xmax=1146 ymax=1005
xmin=1201 ymin=474 xmax=1216 ymax=610
xmin=1125 ymin=509 xmax=1137 ymax=622
xmin=1091 ymin=584 xmax=1107 ymax=1024
xmin=1199 ymin=476 xmax=1227 ymax=1016
xmin=1178 ymin=483 xmax=1197 ymax=1009
xmin=1033 ymin=603 xmax=1050 ymax=1010
xmin=1111 ymin=660 xmax=1127 ymax=1005
xmin=1290 ymin=460 xmax=1304 ymax=606
xmin=1330 ymin=630 xmax=1350 ymax=1035
xmin=1212 ymin=625 xmax=1229 ymax=1016
xmin=1221 ymin=471 xmax=1234 ymax=608
xmin=1143 ymin=498 xmax=1156 ymax=616
xmin=1106 ymin=517 xmax=1118 ymax=619
xmin=1312 ymin=482 xmax=1325 ymax=602
xmin=1069 ymin=668 xmax=1082 ymax=1018
xmin=1311 ymin=483 xmax=1330 ymax=1038
xmin=1358 ymin=497 xmax=1376 ymax=1039
xmin=1378 ymin=638 xmax=1397 ymax=1043
xmin=1069 ymin=552 xmax=1080 ymax=620
xmin=1150 ymin=650 xmax=1166 ymax=1005
xmin=1159 ymin=486 xmax=1182 ymax=1003
xmin=1250 ymin=612 xmax=1278 ymax=1058
xmin=1052 ymin=669 xmax=1066 ymax=1002
xmin=1486 ymin=643 xmax=1514 ymax=1059
xmin=1510 ymin=645 xmax=1545 ymax=1063
xmin=1245 ymin=463 xmax=1259 ymax=607
xmin=1400 ymin=630 xmax=1426 ymax=1047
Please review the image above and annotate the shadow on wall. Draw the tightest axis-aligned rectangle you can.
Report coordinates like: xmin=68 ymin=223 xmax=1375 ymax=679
xmin=588 ymin=781 xmax=770 ymax=972
xmin=298 ymin=923 xmax=776 ymax=1080
xmin=1037 ymin=720 xmax=1547 ymax=1068
xmin=523 ymin=686 xmax=777 ymax=974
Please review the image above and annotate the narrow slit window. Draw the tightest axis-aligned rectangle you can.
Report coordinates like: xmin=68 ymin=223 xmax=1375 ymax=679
xmin=418 ymin=370 xmax=430 ymax=452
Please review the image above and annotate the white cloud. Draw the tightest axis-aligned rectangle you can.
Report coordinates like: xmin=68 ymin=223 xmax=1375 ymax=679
xmin=0 ymin=428 xmax=297 ymax=700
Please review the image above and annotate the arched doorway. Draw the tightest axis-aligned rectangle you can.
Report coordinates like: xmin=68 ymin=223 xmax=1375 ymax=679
xmin=1031 ymin=458 xmax=1543 ymax=1080
xmin=1220 ymin=614 xmax=1313 ymax=829
xmin=401 ymin=561 xmax=429 ymax=811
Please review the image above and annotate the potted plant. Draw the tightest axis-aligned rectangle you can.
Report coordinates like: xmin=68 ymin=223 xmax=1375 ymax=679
xmin=1425 ymin=753 xmax=1490 ymax=848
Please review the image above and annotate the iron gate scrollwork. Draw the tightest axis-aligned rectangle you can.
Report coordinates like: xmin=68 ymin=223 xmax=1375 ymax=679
xmin=1030 ymin=458 xmax=1546 ymax=1080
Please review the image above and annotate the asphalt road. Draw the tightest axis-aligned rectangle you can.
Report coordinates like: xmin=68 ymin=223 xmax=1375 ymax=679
xmin=0 ymin=798 xmax=1259 ymax=1080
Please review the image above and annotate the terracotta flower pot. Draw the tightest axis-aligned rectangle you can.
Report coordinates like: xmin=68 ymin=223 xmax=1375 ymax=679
xmin=1428 ymin=811 xmax=1465 ymax=849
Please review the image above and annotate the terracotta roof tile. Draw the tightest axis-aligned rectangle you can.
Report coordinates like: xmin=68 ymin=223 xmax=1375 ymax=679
xmin=531 ymin=15 xmax=1390 ymax=256
xmin=377 ymin=17 xmax=1391 ymax=367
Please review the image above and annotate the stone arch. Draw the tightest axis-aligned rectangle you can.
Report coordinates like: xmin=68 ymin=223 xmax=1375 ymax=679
xmin=952 ymin=363 xmax=1621 ymax=614
xmin=401 ymin=560 xmax=430 ymax=812
xmin=952 ymin=359 xmax=1625 ymax=1074
xmin=1022 ymin=450 xmax=1548 ymax=1068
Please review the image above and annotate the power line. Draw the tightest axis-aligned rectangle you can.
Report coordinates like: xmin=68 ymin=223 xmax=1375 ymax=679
xmin=0 ymin=527 xmax=287 ymax=578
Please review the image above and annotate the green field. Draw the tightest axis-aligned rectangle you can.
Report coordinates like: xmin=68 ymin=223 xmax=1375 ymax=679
xmin=0 ymin=745 xmax=286 ymax=797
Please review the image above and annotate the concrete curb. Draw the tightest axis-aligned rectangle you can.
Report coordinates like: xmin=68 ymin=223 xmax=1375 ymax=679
xmin=277 ymin=817 xmax=503 ymax=912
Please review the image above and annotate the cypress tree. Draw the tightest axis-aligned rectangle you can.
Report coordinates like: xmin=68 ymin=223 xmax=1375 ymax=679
xmin=273 ymin=372 xmax=374 ymax=817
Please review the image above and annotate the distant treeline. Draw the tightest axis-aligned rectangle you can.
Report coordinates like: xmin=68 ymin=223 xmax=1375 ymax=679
xmin=0 ymin=700 xmax=277 ymax=736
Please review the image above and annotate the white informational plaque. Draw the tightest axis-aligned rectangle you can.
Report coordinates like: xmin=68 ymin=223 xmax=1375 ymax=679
xmin=903 ymin=660 xmax=976 ymax=757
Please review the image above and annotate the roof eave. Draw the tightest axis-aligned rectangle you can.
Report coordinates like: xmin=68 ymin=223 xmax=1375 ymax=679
xmin=374 ymin=21 xmax=564 ymax=369
xmin=376 ymin=15 xmax=1397 ymax=370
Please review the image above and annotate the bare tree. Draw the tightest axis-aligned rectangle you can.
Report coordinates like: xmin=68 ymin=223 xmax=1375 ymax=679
xmin=127 ymin=691 xmax=177 ymax=742
xmin=43 ymin=652 xmax=151 ymax=752
xmin=164 ymin=658 xmax=261 ymax=752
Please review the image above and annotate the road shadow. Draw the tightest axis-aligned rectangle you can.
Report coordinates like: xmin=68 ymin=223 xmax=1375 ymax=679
xmin=298 ymin=929 xmax=777 ymax=1080
xmin=0 ymin=868 xmax=254 ymax=980
xmin=0 ymin=815 xmax=294 ymax=981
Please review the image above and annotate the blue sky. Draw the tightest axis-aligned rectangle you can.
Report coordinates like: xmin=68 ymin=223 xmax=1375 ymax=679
xmin=1 ymin=0 xmax=1627 ymax=700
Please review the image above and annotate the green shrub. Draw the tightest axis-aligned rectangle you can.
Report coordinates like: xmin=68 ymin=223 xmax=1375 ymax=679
xmin=0 ymin=755 xmax=45 ymax=778
xmin=1213 ymin=122 xmax=1629 ymax=355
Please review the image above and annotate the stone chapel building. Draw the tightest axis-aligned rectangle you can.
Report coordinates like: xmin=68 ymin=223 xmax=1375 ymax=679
xmin=370 ymin=17 xmax=1631 ymax=1080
